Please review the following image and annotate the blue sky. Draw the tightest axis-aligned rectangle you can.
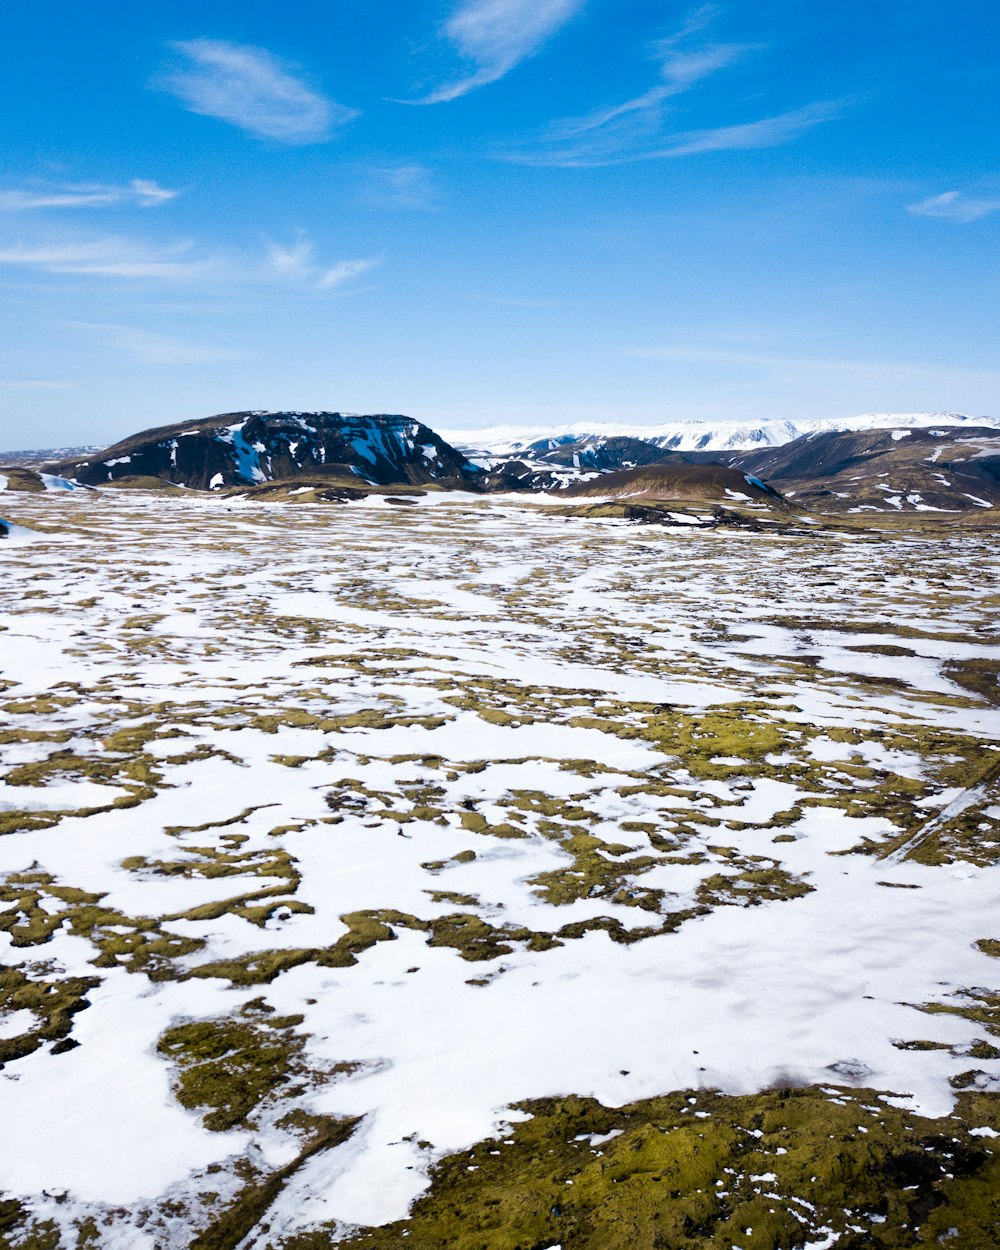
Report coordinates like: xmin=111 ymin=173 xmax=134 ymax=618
xmin=1 ymin=0 xmax=998 ymax=447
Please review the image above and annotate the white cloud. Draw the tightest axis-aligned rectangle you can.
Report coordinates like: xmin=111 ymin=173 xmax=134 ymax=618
xmin=0 ymin=378 xmax=74 ymax=390
xmin=552 ymin=19 xmax=752 ymax=144
xmin=509 ymin=98 xmax=844 ymax=167
xmin=500 ymin=8 xmax=844 ymax=167
xmin=907 ymin=190 xmax=1000 ymax=224
xmin=656 ymin=101 xmax=846 ymax=158
xmin=592 ymin=338 xmax=1000 ymax=421
xmin=0 ymin=238 xmax=216 ymax=279
xmin=415 ymin=0 xmax=585 ymax=104
xmin=361 ymin=164 xmax=441 ymax=211
xmin=74 ymin=323 xmax=241 ymax=364
xmin=0 ymin=179 xmax=178 ymax=211
xmin=316 ymin=258 xmax=381 ymax=289
xmin=476 ymin=294 xmax=564 ymax=308
xmin=0 ymin=232 xmax=379 ymax=291
xmin=265 ymin=236 xmax=316 ymax=280
xmin=624 ymin=341 xmax=1000 ymax=391
xmin=265 ymin=234 xmax=381 ymax=289
xmin=158 ymin=40 xmax=357 ymax=143
xmin=129 ymin=180 xmax=179 ymax=207
xmin=600 ymin=42 xmax=749 ymax=119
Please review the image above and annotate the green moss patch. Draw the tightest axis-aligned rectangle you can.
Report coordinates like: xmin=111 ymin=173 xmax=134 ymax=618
xmin=281 ymin=1086 xmax=1000 ymax=1250
xmin=0 ymin=871 xmax=205 ymax=978
xmin=0 ymin=963 xmax=99 ymax=1066
xmin=158 ymin=998 xmax=352 ymax=1131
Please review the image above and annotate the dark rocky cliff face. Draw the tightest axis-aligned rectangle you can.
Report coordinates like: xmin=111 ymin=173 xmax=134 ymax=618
xmin=524 ymin=435 xmax=672 ymax=472
xmin=472 ymin=436 xmax=674 ymax=493
xmin=47 ymin=412 xmax=483 ymax=491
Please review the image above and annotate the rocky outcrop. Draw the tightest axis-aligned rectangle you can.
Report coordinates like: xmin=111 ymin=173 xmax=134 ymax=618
xmin=47 ymin=412 xmax=483 ymax=491
xmin=0 ymin=468 xmax=46 ymax=493
xmin=0 ymin=467 xmax=85 ymax=494
xmin=506 ymin=435 xmax=671 ymax=473
xmin=473 ymin=436 xmax=675 ymax=493
xmin=477 ymin=460 xmax=568 ymax=493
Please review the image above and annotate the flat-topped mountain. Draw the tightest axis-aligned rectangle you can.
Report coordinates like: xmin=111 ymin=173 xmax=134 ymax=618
xmin=47 ymin=412 xmax=481 ymax=491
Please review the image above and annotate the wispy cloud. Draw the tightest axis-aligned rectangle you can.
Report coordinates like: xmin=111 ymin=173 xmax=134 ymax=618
xmin=0 ymin=179 xmax=179 ymax=211
xmin=509 ymin=99 xmax=845 ymax=168
xmin=265 ymin=234 xmax=381 ymax=288
xmin=412 ymin=0 xmax=585 ymax=104
xmin=624 ymin=341 xmax=1000 ymax=389
xmin=557 ymin=43 xmax=748 ymax=137
xmin=0 ymin=238 xmax=216 ymax=280
xmin=157 ymin=39 xmax=357 ymax=143
xmin=316 ymin=258 xmax=381 ymax=289
xmin=0 ymin=377 xmax=75 ymax=391
xmin=475 ymin=294 xmax=564 ymax=308
xmin=907 ymin=190 xmax=1000 ymax=223
xmin=658 ymin=101 xmax=846 ymax=158
xmin=502 ymin=8 xmax=845 ymax=166
xmin=360 ymin=164 xmax=441 ymax=211
xmin=73 ymin=323 xmax=241 ymax=364
xmin=0 ymin=231 xmax=379 ymax=291
xmin=549 ymin=7 xmax=752 ymax=145
xmin=607 ymin=337 xmax=1000 ymax=419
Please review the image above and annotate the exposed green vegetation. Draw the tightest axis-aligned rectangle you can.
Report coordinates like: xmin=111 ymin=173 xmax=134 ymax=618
xmin=286 ymin=1087 xmax=1000 ymax=1250
xmin=0 ymin=871 xmax=205 ymax=978
xmin=945 ymin=659 xmax=1000 ymax=706
xmin=158 ymin=999 xmax=339 ymax=1131
xmin=696 ymin=864 xmax=814 ymax=907
xmin=124 ymin=838 xmax=312 ymax=929
xmin=0 ymin=963 xmax=99 ymax=1065
xmin=919 ymin=990 xmax=1000 ymax=1039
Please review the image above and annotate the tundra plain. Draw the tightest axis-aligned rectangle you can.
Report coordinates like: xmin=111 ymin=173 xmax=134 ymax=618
xmin=1 ymin=490 xmax=999 ymax=1249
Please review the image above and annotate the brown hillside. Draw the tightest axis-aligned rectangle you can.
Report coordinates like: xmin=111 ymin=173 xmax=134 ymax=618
xmin=561 ymin=462 xmax=785 ymax=505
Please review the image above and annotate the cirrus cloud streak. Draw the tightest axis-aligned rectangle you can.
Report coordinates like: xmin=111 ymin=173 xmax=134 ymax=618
xmin=499 ymin=7 xmax=847 ymax=167
xmin=157 ymin=40 xmax=357 ymax=144
xmin=907 ymin=190 xmax=1000 ymax=223
xmin=411 ymin=0 xmax=585 ymax=104
xmin=0 ymin=179 xmax=178 ymax=211
xmin=0 ymin=232 xmax=379 ymax=291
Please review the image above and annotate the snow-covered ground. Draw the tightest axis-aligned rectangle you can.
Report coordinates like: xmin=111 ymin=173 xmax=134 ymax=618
xmin=0 ymin=491 xmax=997 ymax=1246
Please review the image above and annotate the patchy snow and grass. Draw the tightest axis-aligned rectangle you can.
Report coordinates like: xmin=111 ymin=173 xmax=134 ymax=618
xmin=0 ymin=490 xmax=997 ymax=1247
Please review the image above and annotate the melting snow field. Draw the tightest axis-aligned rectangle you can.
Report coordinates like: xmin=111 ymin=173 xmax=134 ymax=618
xmin=0 ymin=491 xmax=998 ymax=1247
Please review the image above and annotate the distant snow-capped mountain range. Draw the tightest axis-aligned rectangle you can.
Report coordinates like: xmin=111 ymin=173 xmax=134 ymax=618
xmin=442 ymin=412 xmax=999 ymax=457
